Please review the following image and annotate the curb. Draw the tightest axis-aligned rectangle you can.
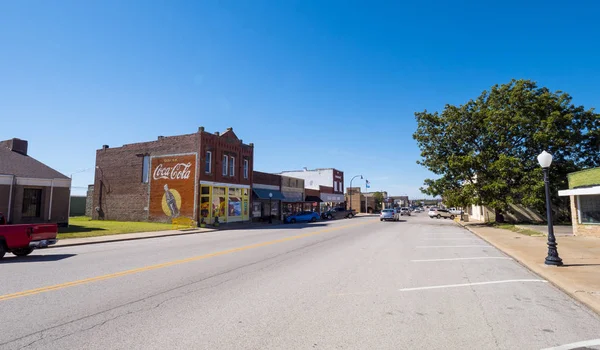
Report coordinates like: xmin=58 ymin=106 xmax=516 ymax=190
xmin=456 ymin=221 xmax=600 ymax=316
xmin=52 ymin=229 xmax=214 ymax=248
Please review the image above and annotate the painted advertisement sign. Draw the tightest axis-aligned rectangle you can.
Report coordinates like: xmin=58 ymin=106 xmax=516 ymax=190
xmin=150 ymin=154 xmax=197 ymax=221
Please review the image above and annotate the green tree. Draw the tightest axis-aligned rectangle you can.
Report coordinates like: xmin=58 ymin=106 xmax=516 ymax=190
xmin=373 ymin=191 xmax=384 ymax=209
xmin=413 ymin=79 xmax=599 ymax=222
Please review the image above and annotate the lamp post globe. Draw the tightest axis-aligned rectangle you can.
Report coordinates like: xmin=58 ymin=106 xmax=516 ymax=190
xmin=538 ymin=151 xmax=563 ymax=266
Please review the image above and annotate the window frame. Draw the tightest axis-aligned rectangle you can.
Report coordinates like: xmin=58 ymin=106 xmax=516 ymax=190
xmin=578 ymin=195 xmax=600 ymax=225
xmin=243 ymin=159 xmax=249 ymax=179
xmin=230 ymin=156 xmax=235 ymax=177
xmin=222 ymin=155 xmax=228 ymax=176
xmin=142 ymin=155 xmax=150 ymax=183
xmin=205 ymin=151 xmax=212 ymax=174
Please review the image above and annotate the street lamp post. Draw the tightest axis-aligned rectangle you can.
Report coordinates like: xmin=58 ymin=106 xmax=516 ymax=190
xmin=537 ymin=151 xmax=563 ymax=266
xmin=349 ymin=175 xmax=363 ymax=212
xmin=268 ymin=192 xmax=273 ymax=224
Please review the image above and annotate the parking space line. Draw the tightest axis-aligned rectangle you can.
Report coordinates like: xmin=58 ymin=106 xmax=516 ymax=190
xmin=411 ymin=257 xmax=512 ymax=262
xmin=398 ymin=279 xmax=547 ymax=292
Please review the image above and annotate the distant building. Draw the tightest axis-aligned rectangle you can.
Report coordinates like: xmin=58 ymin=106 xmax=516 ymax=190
xmin=279 ymin=168 xmax=345 ymax=212
xmin=345 ymin=188 xmax=388 ymax=213
xmin=0 ymin=138 xmax=70 ymax=225
xmin=559 ymin=167 xmax=600 ymax=237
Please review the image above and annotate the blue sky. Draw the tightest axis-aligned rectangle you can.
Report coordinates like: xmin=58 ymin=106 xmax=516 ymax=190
xmin=1 ymin=0 xmax=599 ymax=197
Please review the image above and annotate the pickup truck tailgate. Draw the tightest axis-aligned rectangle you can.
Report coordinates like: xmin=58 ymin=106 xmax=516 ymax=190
xmin=28 ymin=224 xmax=59 ymax=241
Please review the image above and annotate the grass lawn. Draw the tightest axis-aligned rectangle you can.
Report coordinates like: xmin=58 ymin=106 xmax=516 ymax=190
xmin=491 ymin=223 xmax=544 ymax=237
xmin=59 ymin=217 xmax=180 ymax=239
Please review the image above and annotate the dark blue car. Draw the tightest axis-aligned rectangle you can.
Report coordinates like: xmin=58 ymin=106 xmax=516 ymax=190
xmin=285 ymin=211 xmax=320 ymax=224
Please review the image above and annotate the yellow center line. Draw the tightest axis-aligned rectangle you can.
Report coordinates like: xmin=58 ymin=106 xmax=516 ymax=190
xmin=0 ymin=220 xmax=374 ymax=302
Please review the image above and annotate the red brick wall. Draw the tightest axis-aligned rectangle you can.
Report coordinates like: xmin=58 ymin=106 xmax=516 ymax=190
xmin=305 ymin=188 xmax=320 ymax=197
xmin=319 ymin=185 xmax=333 ymax=194
xmin=253 ymin=171 xmax=280 ymax=187
xmin=198 ymin=130 xmax=253 ymax=186
xmin=92 ymin=133 xmax=198 ymax=221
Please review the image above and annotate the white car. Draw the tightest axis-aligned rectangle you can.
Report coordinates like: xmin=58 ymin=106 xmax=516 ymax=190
xmin=428 ymin=208 xmax=455 ymax=219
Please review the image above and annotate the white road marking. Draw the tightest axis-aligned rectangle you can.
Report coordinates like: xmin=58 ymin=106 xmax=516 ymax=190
xmin=399 ymin=279 xmax=547 ymax=292
xmin=416 ymin=245 xmax=490 ymax=248
xmin=541 ymin=339 xmax=600 ymax=350
xmin=411 ymin=257 xmax=512 ymax=262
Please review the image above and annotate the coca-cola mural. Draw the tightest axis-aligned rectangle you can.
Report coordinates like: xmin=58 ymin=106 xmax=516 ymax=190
xmin=150 ymin=154 xmax=197 ymax=221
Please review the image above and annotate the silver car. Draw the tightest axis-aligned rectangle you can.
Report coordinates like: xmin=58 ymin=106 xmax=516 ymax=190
xmin=399 ymin=207 xmax=411 ymax=216
xmin=380 ymin=209 xmax=400 ymax=221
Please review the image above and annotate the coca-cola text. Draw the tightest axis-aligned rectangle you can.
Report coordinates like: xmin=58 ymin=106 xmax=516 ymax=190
xmin=153 ymin=162 xmax=192 ymax=180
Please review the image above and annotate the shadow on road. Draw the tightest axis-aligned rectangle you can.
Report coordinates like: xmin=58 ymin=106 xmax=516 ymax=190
xmin=215 ymin=218 xmax=369 ymax=231
xmin=562 ymin=263 xmax=600 ymax=267
xmin=0 ymin=254 xmax=77 ymax=264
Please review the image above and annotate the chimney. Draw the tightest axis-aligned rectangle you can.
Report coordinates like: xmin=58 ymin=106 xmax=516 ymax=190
xmin=198 ymin=126 xmax=205 ymax=132
xmin=102 ymin=145 xmax=109 ymax=150
xmin=249 ymin=143 xmax=254 ymax=147
xmin=226 ymin=127 xmax=233 ymax=132
xmin=8 ymin=138 xmax=28 ymax=156
xmin=215 ymin=131 xmax=220 ymax=136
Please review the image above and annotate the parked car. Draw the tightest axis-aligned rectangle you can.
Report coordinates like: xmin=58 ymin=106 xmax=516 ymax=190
xmin=448 ymin=207 xmax=463 ymax=215
xmin=380 ymin=209 xmax=400 ymax=222
xmin=413 ymin=207 xmax=423 ymax=213
xmin=399 ymin=207 xmax=411 ymax=216
xmin=322 ymin=207 xmax=356 ymax=220
xmin=286 ymin=211 xmax=320 ymax=224
xmin=0 ymin=219 xmax=58 ymax=259
xmin=428 ymin=208 xmax=455 ymax=219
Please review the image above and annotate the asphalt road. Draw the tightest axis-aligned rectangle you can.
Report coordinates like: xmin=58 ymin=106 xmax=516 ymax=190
xmin=2 ymin=214 xmax=600 ymax=350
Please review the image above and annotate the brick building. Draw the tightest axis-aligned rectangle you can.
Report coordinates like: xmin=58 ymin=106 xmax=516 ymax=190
xmin=0 ymin=138 xmax=70 ymax=225
xmin=559 ymin=167 xmax=600 ymax=237
xmin=252 ymin=171 xmax=285 ymax=220
xmin=92 ymin=127 xmax=253 ymax=225
xmin=345 ymin=188 xmax=388 ymax=213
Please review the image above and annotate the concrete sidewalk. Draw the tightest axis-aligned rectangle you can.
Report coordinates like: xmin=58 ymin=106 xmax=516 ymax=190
xmin=458 ymin=220 xmax=600 ymax=315
xmin=53 ymin=228 xmax=212 ymax=248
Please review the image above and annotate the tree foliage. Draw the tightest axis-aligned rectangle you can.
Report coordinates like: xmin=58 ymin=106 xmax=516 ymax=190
xmin=373 ymin=191 xmax=384 ymax=209
xmin=413 ymin=79 xmax=599 ymax=220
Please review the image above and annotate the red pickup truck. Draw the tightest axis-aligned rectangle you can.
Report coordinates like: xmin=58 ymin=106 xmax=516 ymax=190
xmin=0 ymin=213 xmax=58 ymax=259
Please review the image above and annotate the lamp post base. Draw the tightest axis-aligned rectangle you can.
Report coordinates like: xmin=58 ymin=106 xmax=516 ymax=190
xmin=545 ymin=247 xmax=563 ymax=266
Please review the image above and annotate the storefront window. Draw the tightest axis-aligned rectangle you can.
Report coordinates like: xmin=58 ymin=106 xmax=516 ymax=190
xmin=580 ymin=195 xmax=600 ymax=224
xmin=229 ymin=188 xmax=242 ymax=217
xmin=252 ymin=202 xmax=261 ymax=218
xmin=200 ymin=196 xmax=210 ymax=218
xmin=201 ymin=186 xmax=210 ymax=195
xmin=213 ymin=187 xmax=226 ymax=217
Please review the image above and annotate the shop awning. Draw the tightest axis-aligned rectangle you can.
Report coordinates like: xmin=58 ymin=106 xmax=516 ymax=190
xmin=305 ymin=195 xmax=323 ymax=203
xmin=253 ymin=188 xmax=286 ymax=200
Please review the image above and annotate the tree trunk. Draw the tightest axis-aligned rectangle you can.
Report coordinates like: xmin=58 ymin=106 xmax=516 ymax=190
xmin=495 ymin=209 xmax=505 ymax=223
